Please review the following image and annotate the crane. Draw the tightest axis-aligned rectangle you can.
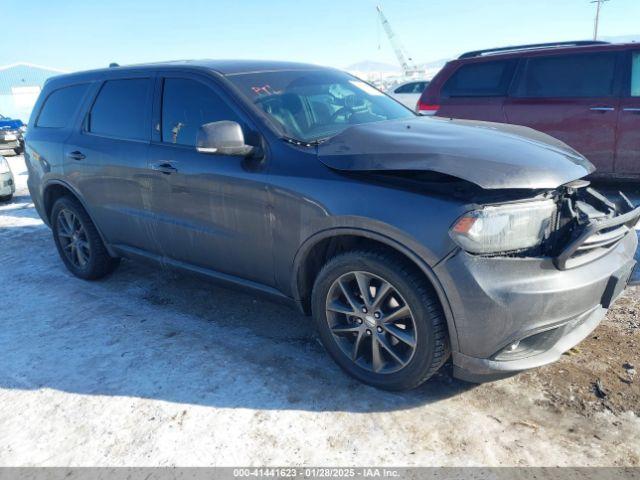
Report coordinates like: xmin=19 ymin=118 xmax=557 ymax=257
xmin=376 ymin=4 xmax=421 ymax=77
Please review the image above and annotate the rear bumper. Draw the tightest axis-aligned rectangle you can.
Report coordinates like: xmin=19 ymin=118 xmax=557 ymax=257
xmin=0 ymin=140 xmax=19 ymax=150
xmin=434 ymin=229 xmax=637 ymax=383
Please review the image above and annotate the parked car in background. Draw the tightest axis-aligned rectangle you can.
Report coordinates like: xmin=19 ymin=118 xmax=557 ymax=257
xmin=26 ymin=60 xmax=639 ymax=390
xmin=388 ymin=79 xmax=429 ymax=108
xmin=418 ymin=41 xmax=640 ymax=180
xmin=0 ymin=113 xmax=26 ymax=155
xmin=0 ymin=155 xmax=15 ymax=201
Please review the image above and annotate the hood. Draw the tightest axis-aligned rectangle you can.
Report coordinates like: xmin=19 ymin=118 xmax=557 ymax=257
xmin=316 ymin=117 xmax=594 ymax=190
xmin=0 ymin=118 xmax=24 ymax=130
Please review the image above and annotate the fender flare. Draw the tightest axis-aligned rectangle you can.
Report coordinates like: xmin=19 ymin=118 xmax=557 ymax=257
xmin=290 ymin=226 xmax=460 ymax=352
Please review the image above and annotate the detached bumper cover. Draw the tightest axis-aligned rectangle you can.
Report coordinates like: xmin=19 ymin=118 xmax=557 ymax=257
xmin=435 ymin=229 xmax=637 ymax=383
xmin=453 ymin=305 xmax=606 ymax=382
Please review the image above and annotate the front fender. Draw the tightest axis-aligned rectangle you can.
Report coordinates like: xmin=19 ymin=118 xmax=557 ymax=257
xmin=289 ymin=223 xmax=460 ymax=352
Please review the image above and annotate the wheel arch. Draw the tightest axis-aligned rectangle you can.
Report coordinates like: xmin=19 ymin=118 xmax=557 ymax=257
xmin=291 ymin=228 xmax=460 ymax=352
xmin=42 ymin=180 xmax=118 ymax=258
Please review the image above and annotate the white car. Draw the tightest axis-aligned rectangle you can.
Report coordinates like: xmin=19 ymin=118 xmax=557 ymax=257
xmin=388 ymin=80 xmax=430 ymax=109
xmin=0 ymin=155 xmax=15 ymax=201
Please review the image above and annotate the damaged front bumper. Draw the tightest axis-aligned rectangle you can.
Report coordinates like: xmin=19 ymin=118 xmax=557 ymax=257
xmin=452 ymin=305 xmax=608 ymax=382
xmin=435 ymin=189 xmax=640 ymax=383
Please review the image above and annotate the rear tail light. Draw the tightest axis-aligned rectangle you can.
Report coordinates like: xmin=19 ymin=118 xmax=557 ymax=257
xmin=416 ymin=101 xmax=439 ymax=116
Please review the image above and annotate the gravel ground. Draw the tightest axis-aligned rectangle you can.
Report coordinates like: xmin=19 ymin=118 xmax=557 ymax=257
xmin=0 ymin=153 xmax=639 ymax=466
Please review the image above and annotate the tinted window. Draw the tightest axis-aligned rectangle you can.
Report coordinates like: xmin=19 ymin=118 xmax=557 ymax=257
xmin=88 ymin=79 xmax=150 ymax=140
xmin=36 ymin=84 xmax=88 ymax=128
xmin=443 ymin=60 xmax=514 ymax=97
xmin=631 ymin=51 xmax=640 ymax=97
xmin=394 ymin=81 xmax=428 ymax=94
xmin=161 ymin=78 xmax=240 ymax=146
xmin=515 ymin=53 xmax=618 ymax=98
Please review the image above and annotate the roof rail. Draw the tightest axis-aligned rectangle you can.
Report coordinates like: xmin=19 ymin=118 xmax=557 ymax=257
xmin=458 ymin=41 xmax=610 ymax=59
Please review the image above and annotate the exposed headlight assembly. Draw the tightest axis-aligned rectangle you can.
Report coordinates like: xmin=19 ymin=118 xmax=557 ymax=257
xmin=449 ymin=199 xmax=556 ymax=254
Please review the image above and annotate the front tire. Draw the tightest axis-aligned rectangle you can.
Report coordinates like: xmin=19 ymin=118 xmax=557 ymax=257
xmin=0 ymin=194 xmax=12 ymax=202
xmin=51 ymin=196 xmax=120 ymax=280
xmin=311 ymin=250 xmax=450 ymax=391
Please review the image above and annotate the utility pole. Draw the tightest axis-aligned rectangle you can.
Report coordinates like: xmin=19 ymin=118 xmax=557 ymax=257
xmin=591 ymin=0 xmax=610 ymax=40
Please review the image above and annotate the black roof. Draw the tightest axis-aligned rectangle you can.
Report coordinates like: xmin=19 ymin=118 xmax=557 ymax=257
xmin=184 ymin=59 xmax=330 ymax=75
xmin=47 ymin=59 xmax=332 ymax=86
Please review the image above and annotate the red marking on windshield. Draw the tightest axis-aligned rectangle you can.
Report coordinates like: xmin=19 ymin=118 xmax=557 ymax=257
xmin=251 ymin=85 xmax=274 ymax=96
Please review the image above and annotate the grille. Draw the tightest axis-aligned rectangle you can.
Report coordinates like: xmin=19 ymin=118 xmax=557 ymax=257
xmin=555 ymin=206 xmax=640 ymax=270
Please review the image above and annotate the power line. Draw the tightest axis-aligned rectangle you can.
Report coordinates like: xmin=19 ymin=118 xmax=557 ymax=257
xmin=591 ymin=0 xmax=611 ymax=40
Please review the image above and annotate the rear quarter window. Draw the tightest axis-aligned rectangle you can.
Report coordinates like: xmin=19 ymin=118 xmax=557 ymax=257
xmin=442 ymin=60 xmax=515 ymax=97
xmin=36 ymin=84 xmax=89 ymax=128
xmin=513 ymin=52 xmax=618 ymax=98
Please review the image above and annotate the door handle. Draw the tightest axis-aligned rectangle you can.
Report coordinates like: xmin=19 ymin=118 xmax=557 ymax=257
xmin=623 ymin=108 xmax=640 ymax=113
xmin=67 ymin=151 xmax=86 ymax=161
xmin=589 ymin=106 xmax=615 ymax=112
xmin=150 ymin=162 xmax=178 ymax=174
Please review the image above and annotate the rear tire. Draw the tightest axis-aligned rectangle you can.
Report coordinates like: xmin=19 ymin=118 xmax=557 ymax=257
xmin=311 ymin=250 xmax=450 ymax=391
xmin=51 ymin=196 xmax=120 ymax=280
xmin=0 ymin=194 xmax=12 ymax=202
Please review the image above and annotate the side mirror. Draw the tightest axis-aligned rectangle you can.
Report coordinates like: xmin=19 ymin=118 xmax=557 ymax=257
xmin=196 ymin=121 xmax=254 ymax=156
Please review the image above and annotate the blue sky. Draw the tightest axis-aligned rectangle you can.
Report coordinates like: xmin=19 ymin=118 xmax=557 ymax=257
xmin=3 ymin=0 xmax=639 ymax=71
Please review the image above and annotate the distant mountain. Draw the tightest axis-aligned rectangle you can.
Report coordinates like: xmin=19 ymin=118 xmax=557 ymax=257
xmin=417 ymin=58 xmax=449 ymax=69
xmin=347 ymin=58 xmax=448 ymax=73
xmin=601 ymin=34 xmax=640 ymax=43
xmin=345 ymin=60 xmax=401 ymax=72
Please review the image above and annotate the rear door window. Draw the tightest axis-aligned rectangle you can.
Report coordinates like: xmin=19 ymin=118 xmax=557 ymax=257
xmin=36 ymin=84 xmax=89 ymax=128
xmin=514 ymin=52 xmax=618 ymax=98
xmin=442 ymin=60 xmax=515 ymax=97
xmin=87 ymin=78 xmax=151 ymax=140
xmin=631 ymin=51 xmax=640 ymax=97
xmin=161 ymin=78 xmax=240 ymax=147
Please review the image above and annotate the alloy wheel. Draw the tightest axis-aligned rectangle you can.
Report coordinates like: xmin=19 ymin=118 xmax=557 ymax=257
xmin=56 ymin=209 xmax=91 ymax=269
xmin=325 ymin=271 xmax=417 ymax=374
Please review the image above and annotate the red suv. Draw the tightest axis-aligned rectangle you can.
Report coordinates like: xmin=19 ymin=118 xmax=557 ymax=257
xmin=418 ymin=41 xmax=640 ymax=179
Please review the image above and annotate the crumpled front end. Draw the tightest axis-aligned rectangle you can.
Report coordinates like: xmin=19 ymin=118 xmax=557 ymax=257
xmin=317 ymin=117 xmax=595 ymax=190
xmin=435 ymin=183 xmax=639 ymax=382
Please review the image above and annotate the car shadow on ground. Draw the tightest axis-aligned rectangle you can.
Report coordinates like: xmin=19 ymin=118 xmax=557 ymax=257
xmin=0 ymin=212 xmax=476 ymax=414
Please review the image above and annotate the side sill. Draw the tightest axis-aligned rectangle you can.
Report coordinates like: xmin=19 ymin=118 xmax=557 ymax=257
xmin=112 ymin=244 xmax=302 ymax=312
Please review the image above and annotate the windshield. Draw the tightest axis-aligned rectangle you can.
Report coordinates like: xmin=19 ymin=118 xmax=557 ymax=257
xmin=226 ymin=69 xmax=415 ymax=142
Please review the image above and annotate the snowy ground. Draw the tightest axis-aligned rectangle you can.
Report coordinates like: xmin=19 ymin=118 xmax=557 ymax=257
xmin=0 ymin=153 xmax=639 ymax=466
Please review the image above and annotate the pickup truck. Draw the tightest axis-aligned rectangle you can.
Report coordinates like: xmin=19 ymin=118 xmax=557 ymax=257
xmin=0 ymin=114 xmax=25 ymax=154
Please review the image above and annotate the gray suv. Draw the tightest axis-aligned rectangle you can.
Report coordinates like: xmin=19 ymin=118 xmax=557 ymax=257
xmin=25 ymin=60 xmax=639 ymax=390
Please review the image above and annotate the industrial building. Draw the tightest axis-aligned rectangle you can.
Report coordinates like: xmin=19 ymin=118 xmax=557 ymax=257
xmin=0 ymin=62 xmax=66 ymax=123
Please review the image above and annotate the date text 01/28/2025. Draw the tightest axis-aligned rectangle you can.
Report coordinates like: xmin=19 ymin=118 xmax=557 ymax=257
xmin=232 ymin=468 xmax=401 ymax=477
